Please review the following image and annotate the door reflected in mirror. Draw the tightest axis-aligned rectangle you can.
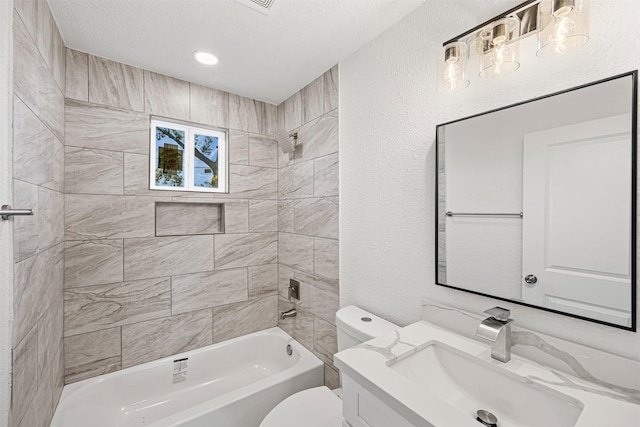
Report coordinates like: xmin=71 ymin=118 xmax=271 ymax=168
xmin=436 ymin=71 xmax=637 ymax=330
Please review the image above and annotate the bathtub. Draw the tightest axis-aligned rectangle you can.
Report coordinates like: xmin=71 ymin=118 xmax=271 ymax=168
xmin=51 ymin=327 xmax=324 ymax=427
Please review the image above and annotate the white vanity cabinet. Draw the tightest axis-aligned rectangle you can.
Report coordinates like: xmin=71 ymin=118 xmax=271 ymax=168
xmin=341 ymin=375 xmax=414 ymax=427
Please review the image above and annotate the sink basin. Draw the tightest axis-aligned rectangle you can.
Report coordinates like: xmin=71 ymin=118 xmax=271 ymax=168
xmin=388 ymin=341 xmax=584 ymax=427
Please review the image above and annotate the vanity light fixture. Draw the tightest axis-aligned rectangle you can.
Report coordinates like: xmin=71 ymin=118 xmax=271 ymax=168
xmin=193 ymin=50 xmax=219 ymax=65
xmin=436 ymin=0 xmax=590 ymax=93
xmin=479 ymin=17 xmax=521 ymax=78
xmin=536 ymin=0 xmax=589 ymax=57
xmin=437 ymin=42 xmax=470 ymax=93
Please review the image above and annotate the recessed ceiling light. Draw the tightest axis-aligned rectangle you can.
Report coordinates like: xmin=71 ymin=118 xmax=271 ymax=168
xmin=193 ymin=51 xmax=219 ymax=65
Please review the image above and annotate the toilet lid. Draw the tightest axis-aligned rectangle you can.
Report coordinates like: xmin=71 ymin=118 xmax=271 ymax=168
xmin=259 ymin=386 xmax=343 ymax=427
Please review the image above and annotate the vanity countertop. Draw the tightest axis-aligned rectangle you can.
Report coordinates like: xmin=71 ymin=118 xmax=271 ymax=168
xmin=334 ymin=320 xmax=640 ymax=427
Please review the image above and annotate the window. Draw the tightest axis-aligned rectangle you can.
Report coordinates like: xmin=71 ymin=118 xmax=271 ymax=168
xmin=150 ymin=118 xmax=228 ymax=193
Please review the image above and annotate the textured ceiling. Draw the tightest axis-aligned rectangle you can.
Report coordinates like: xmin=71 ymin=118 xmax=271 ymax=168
xmin=49 ymin=0 xmax=428 ymax=104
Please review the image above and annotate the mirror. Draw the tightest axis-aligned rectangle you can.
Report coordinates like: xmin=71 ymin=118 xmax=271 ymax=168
xmin=436 ymin=71 xmax=637 ymax=330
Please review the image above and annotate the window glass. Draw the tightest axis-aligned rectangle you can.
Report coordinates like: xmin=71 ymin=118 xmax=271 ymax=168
xmin=155 ymin=126 xmax=185 ymax=188
xmin=194 ymin=134 xmax=219 ymax=188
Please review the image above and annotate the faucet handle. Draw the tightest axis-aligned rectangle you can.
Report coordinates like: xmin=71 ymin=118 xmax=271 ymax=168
xmin=483 ymin=306 xmax=511 ymax=321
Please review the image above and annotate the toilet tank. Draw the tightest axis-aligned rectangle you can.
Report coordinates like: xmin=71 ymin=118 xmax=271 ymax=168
xmin=336 ymin=306 xmax=399 ymax=352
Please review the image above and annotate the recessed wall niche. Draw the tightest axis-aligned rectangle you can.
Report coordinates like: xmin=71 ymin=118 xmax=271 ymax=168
xmin=155 ymin=202 xmax=225 ymax=236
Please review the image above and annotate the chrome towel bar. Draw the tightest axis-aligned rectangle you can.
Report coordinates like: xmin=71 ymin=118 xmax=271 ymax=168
xmin=1 ymin=204 xmax=33 ymax=220
xmin=445 ymin=211 xmax=523 ymax=218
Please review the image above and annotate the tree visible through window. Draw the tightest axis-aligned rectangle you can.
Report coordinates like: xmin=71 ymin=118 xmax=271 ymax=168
xmin=150 ymin=118 xmax=227 ymax=193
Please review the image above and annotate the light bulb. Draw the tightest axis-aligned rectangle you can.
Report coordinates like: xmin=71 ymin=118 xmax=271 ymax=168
xmin=490 ymin=43 xmax=512 ymax=75
xmin=444 ymin=62 xmax=462 ymax=84
xmin=547 ymin=16 xmax=577 ymax=54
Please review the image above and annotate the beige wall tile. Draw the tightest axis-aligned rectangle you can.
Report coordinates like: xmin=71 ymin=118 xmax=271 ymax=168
xmin=261 ymin=102 xmax=277 ymax=136
xmin=284 ymin=91 xmax=302 ymax=131
xmin=314 ymin=237 xmax=339 ymax=282
xmin=51 ymin=20 xmax=65 ymax=91
xmin=279 ymin=161 xmax=313 ymax=199
xmin=64 ymin=278 xmax=171 ymax=336
xmin=295 ymin=110 xmax=338 ymax=163
xmin=14 ymin=0 xmax=37 ymax=41
xmin=122 ymin=309 xmax=213 ymax=368
xmin=64 ymin=328 xmax=121 ymax=384
xmin=37 ymin=294 xmax=63 ymax=380
xmin=228 ymin=130 xmax=249 ymax=165
xmin=36 ymin=0 xmax=54 ymax=69
xmin=248 ymin=264 xmax=278 ymax=298
xmin=64 ymin=240 xmax=124 ymax=288
xmin=303 ymin=75 xmax=324 ymax=124
xmin=64 ymin=146 xmax=124 ymax=195
xmin=89 ymin=55 xmax=144 ymax=111
xmin=248 ymin=135 xmax=278 ymax=168
xmin=294 ymin=197 xmax=338 ymax=239
xmin=124 ymin=235 xmax=214 ymax=281
xmin=295 ymin=270 xmax=339 ymax=325
xmin=144 ymin=70 xmax=190 ymax=120
xmin=313 ymin=316 xmax=338 ymax=366
xmin=220 ymin=199 xmax=249 ymax=233
xmin=279 ymin=232 xmax=313 ymax=273
xmin=13 ymin=11 xmax=39 ymax=113
xmin=13 ymin=255 xmax=43 ymax=348
xmin=37 ymin=59 xmax=65 ymax=141
xmin=190 ymin=83 xmax=229 ymax=128
xmin=249 ymin=199 xmax=278 ymax=232
xmin=11 ymin=327 xmax=38 ymax=426
xmin=313 ymin=153 xmax=339 ymax=197
xmin=228 ymin=164 xmax=278 ymax=199
xmin=323 ymin=65 xmax=339 ymax=113
xmin=172 ymin=268 xmax=248 ymax=315
xmin=215 ymin=232 xmax=277 ymax=269
xmin=324 ymin=363 xmax=340 ymax=390
xmin=13 ymin=96 xmax=55 ymax=187
xmin=276 ymin=101 xmax=285 ymax=131
xmin=16 ymin=360 xmax=52 ymax=427
xmin=229 ymin=94 xmax=261 ymax=133
xmin=213 ymin=296 xmax=278 ymax=343
xmin=65 ymin=194 xmax=157 ymax=240
xmin=278 ymin=200 xmax=295 ymax=233
xmin=65 ymin=99 xmax=150 ymax=154
xmin=65 ymin=49 xmax=88 ymax=101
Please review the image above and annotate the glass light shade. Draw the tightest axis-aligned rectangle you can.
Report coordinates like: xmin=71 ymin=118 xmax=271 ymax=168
xmin=537 ymin=0 xmax=589 ymax=57
xmin=479 ymin=17 xmax=521 ymax=79
xmin=437 ymin=42 xmax=470 ymax=93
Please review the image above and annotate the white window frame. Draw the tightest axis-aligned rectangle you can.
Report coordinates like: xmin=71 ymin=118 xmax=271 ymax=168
xmin=149 ymin=117 xmax=228 ymax=193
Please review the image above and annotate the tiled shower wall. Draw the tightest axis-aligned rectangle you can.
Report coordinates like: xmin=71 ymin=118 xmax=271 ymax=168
xmin=11 ymin=0 xmax=66 ymax=426
xmin=62 ymin=50 xmax=281 ymax=383
xmin=276 ymin=67 xmax=341 ymax=388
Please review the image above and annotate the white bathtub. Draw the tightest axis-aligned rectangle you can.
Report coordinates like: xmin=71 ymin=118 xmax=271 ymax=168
xmin=51 ymin=327 xmax=324 ymax=427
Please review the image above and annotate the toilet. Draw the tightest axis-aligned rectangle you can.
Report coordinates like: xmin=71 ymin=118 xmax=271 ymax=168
xmin=259 ymin=305 xmax=399 ymax=427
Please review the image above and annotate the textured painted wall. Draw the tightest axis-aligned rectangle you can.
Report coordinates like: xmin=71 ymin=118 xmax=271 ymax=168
xmin=276 ymin=66 xmax=340 ymax=388
xmin=62 ymin=51 xmax=281 ymax=383
xmin=11 ymin=0 xmax=66 ymax=426
xmin=340 ymin=0 xmax=640 ymax=360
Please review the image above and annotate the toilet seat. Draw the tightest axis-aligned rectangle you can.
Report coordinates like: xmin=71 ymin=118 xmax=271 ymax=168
xmin=259 ymin=386 xmax=343 ymax=427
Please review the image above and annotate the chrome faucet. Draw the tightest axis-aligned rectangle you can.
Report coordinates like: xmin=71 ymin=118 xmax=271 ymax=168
xmin=475 ymin=307 xmax=513 ymax=363
xmin=280 ymin=308 xmax=297 ymax=320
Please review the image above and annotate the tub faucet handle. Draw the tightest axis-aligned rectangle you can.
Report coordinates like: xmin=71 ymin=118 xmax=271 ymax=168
xmin=288 ymin=279 xmax=300 ymax=301
xmin=483 ymin=306 xmax=511 ymax=321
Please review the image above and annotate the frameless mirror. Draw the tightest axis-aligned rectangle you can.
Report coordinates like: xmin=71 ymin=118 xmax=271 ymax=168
xmin=436 ymin=71 xmax=637 ymax=330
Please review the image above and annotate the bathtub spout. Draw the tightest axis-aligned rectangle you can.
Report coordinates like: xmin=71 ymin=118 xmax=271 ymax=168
xmin=280 ymin=309 xmax=297 ymax=320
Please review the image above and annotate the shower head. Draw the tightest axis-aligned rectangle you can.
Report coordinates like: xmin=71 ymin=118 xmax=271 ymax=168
xmin=275 ymin=129 xmax=298 ymax=154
